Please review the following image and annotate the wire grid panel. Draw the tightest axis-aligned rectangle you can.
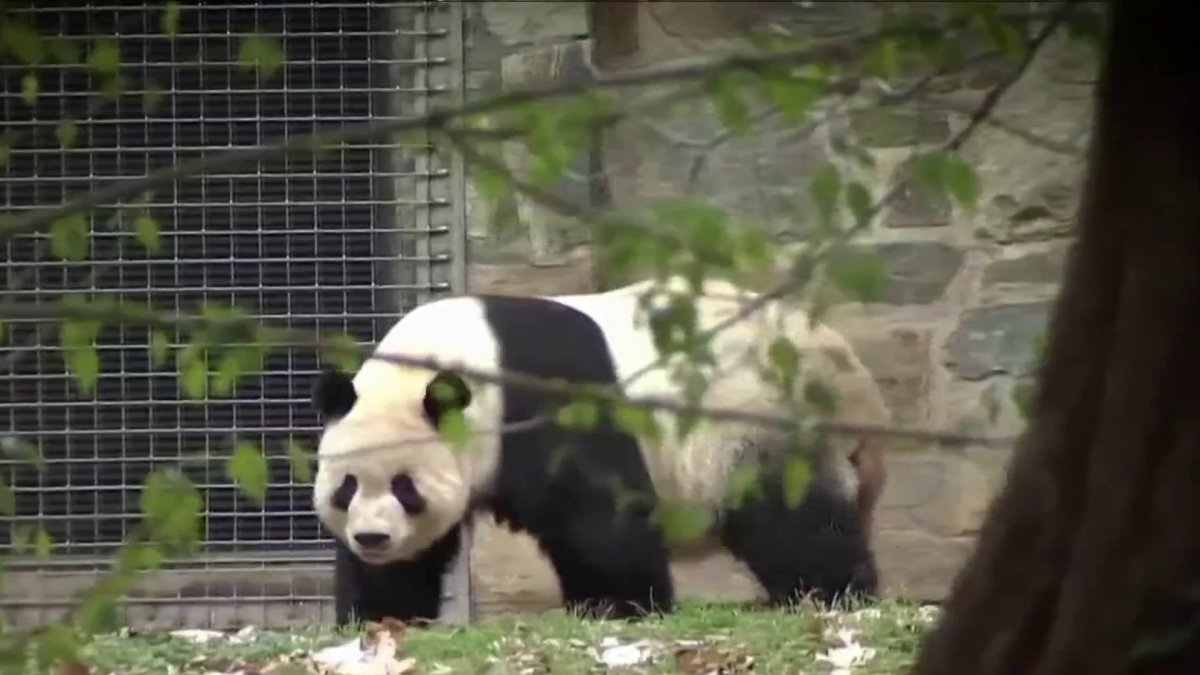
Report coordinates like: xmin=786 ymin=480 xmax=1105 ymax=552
xmin=0 ymin=1 xmax=465 ymax=630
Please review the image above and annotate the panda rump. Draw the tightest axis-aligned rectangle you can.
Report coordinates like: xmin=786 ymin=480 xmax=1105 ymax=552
xmin=310 ymin=278 xmax=884 ymax=625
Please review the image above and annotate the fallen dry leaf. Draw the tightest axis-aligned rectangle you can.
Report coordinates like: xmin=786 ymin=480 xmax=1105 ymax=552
xmin=674 ymin=644 xmax=755 ymax=674
xmin=56 ymin=660 xmax=90 ymax=675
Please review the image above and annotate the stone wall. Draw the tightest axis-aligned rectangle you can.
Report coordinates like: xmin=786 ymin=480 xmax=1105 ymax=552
xmin=458 ymin=1 xmax=1098 ymax=610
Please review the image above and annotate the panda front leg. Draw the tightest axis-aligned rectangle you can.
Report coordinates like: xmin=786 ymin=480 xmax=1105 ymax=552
xmin=332 ymin=525 xmax=462 ymax=627
xmin=533 ymin=504 xmax=677 ymax=621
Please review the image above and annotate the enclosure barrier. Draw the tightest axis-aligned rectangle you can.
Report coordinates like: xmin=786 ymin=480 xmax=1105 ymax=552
xmin=0 ymin=0 xmax=470 ymax=630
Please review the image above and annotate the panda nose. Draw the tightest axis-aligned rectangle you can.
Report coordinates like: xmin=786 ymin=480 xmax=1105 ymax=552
xmin=353 ymin=532 xmax=391 ymax=549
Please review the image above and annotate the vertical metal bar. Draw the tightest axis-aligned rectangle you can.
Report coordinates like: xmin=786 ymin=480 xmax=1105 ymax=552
xmin=422 ymin=0 xmax=473 ymax=626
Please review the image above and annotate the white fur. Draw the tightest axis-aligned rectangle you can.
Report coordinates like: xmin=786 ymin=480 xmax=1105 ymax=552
xmin=313 ymin=297 xmax=505 ymax=564
xmin=313 ymin=277 xmax=889 ymax=565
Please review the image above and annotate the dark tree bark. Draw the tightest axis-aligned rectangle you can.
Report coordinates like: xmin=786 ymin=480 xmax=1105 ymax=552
xmin=588 ymin=0 xmax=641 ymax=71
xmin=910 ymin=2 xmax=1200 ymax=674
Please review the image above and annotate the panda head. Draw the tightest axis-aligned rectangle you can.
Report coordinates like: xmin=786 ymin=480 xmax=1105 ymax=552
xmin=309 ymin=364 xmax=475 ymax=566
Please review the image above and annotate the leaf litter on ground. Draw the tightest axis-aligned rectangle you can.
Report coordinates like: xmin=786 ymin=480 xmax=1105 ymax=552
xmin=69 ymin=600 xmax=941 ymax=674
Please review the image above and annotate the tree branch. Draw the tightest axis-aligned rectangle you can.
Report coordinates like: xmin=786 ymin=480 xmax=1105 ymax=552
xmin=0 ymin=6 xmax=1065 ymax=242
xmin=0 ymin=296 xmax=1016 ymax=449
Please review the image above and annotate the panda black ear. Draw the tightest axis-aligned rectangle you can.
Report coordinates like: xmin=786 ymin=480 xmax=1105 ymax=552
xmin=312 ymin=369 xmax=357 ymax=420
xmin=422 ymin=371 xmax=472 ymax=427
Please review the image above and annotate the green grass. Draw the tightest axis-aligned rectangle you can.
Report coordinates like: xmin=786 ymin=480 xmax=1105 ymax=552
xmin=75 ymin=599 xmax=938 ymax=674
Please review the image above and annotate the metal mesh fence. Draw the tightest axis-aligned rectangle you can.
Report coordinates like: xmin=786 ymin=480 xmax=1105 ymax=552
xmin=0 ymin=1 xmax=464 ymax=630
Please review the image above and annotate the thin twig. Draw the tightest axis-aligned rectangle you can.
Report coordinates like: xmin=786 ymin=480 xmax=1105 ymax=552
xmin=0 ymin=45 xmax=862 ymax=241
xmin=923 ymin=94 xmax=1086 ymax=157
xmin=0 ymin=6 xmax=1066 ymax=241
xmin=0 ymin=296 xmax=1016 ymax=449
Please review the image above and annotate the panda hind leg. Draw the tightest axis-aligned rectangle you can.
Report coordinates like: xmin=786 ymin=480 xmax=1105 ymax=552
xmin=718 ymin=471 xmax=880 ymax=609
xmin=534 ymin=504 xmax=677 ymax=621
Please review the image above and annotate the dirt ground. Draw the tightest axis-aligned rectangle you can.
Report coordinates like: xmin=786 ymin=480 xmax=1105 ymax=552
xmin=469 ymin=517 xmax=764 ymax=618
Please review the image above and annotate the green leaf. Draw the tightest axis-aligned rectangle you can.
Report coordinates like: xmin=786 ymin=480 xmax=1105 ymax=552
xmin=150 ymin=330 xmax=171 ymax=366
xmin=809 ymin=163 xmax=842 ymax=225
xmin=60 ymin=316 xmax=103 ymax=395
xmin=87 ymin=38 xmax=121 ymax=76
xmin=287 ymin=441 xmax=314 ymax=484
xmin=143 ymin=82 xmax=166 ymax=113
xmin=226 ymin=442 xmax=269 ymax=506
xmin=237 ymin=35 xmax=285 ymax=79
xmin=613 ymin=404 xmax=662 ymax=446
xmin=1012 ymin=380 xmax=1036 ymax=422
xmin=0 ymin=435 xmax=45 ymax=472
xmin=827 ymin=248 xmax=889 ymax=303
xmin=100 ymin=73 xmax=128 ymax=101
xmin=115 ymin=540 xmax=164 ymax=574
xmin=48 ymin=37 xmax=81 ymax=65
xmin=176 ymin=345 xmax=209 ymax=399
xmin=803 ymin=380 xmax=839 ymax=416
xmin=211 ymin=345 xmax=264 ymax=397
xmin=708 ymin=71 xmax=750 ymax=134
xmin=830 ymin=134 xmax=877 ymax=170
xmin=727 ymin=463 xmax=762 ymax=509
xmin=75 ymin=583 xmax=124 ymax=634
xmin=32 ymin=624 xmax=81 ymax=672
xmin=942 ymin=154 xmax=982 ymax=209
xmin=980 ymin=12 xmax=1026 ymax=65
xmin=866 ymin=37 xmax=901 ymax=80
xmin=473 ymin=163 xmax=510 ymax=210
xmin=556 ymin=399 xmax=599 ymax=431
xmin=1064 ymin=6 xmax=1106 ymax=49
xmin=1 ymin=21 xmax=46 ymax=65
xmin=133 ymin=212 xmax=161 ymax=252
xmin=655 ymin=503 xmax=713 ymax=547
xmin=912 ymin=152 xmax=949 ymax=192
xmin=782 ymin=456 xmax=812 ymax=509
xmin=50 ymin=213 xmax=90 ymax=261
xmin=437 ymin=409 xmax=470 ymax=453
xmin=0 ymin=135 xmax=11 ymax=169
xmin=20 ymin=72 xmax=38 ymax=105
xmin=55 ymin=119 xmax=80 ymax=149
xmin=767 ymin=336 xmax=801 ymax=396
xmin=162 ymin=2 xmax=184 ymax=37
xmin=760 ymin=70 xmax=820 ymax=124
xmin=140 ymin=469 xmax=202 ymax=551
xmin=845 ymin=181 xmax=874 ymax=229
xmin=0 ymin=478 xmax=15 ymax=517
xmin=320 ymin=333 xmax=361 ymax=372
xmin=32 ymin=527 xmax=53 ymax=559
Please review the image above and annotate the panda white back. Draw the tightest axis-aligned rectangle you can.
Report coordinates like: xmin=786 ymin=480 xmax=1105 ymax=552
xmin=545 ymin=278 xmax=874 ymax=507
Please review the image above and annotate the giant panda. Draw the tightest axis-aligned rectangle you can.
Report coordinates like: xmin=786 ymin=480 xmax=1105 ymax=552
xmin=310 ymin=276 xmax=890 ymax=626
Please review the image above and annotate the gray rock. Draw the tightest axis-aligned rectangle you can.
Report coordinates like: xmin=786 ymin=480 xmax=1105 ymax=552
xmin=849 ymin=327 xmax=932 ymax=449
xmin=498 ymin=40 xmax=603 ymax=262
xmin=849 ymin=108 xmax=951 ymax=149
xmin=868 ymin=242 xmax=965 ymax=305
xmin=480 ymin=1 xmax=587 ymax=47
xmin=884 ymin=157 xmax=953 ymax=229
xmin=944 ymin=302 xmax=1052 ymax=380
xmin=983 ymin=246 xmax=1069 ymax=286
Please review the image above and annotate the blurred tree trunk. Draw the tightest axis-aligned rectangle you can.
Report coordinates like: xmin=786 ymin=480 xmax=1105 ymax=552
xmin=909 ymin=2 xmax=1200 ymax=674
xmin=588 ymin=0 xmax=641 ymax=70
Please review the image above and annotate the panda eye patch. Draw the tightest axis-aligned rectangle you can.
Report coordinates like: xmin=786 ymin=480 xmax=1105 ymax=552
xmin=391 ymin=474 xmax=426 ymax=514
xmin=332 ymin=475 xmax=357 ymax=512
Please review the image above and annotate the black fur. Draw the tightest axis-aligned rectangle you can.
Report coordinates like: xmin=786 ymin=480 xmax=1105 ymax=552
xmin=477 ymin=295 xmax=675 ymax=620
xmin=720 ymin=462 xmax=878 ymax=607
xmin=316 ymin=294 xmax=879 ymax=626
xmin=333 ymin=524 xmax=461 ymax=626
xmin=313 ymin=369 xmax=357 ymax=420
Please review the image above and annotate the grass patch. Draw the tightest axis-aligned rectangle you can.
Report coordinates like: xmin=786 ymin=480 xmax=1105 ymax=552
xmin=74 ymin=599 xmax=937 ymax=674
